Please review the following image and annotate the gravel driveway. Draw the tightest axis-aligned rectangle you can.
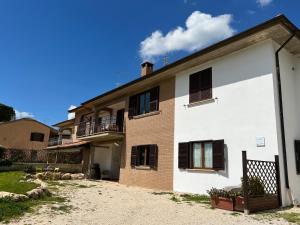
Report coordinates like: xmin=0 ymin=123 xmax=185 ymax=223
xmin=6 ymin=180 xmax=295 ymax=225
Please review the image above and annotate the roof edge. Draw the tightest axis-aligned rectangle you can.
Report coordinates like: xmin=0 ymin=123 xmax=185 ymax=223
xmin=70 ymin=14 xmax=299 ymax=112
xmin=0 ymin=118 xmax=58 ymax=133
xmin=52 ymin=118 xmax=75 ymax=127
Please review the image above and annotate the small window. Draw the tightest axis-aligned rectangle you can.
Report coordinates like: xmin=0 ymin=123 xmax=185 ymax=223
xmin=128 ymin=86 xmax=159 ymax=117
xmin=131 ymin=145 xmax=158 ymax=169
xmin=295 ymin=140 xmax=300 ymax=174
xmin=30 ymin=132 xmax=44 ymax=142
xmin=178 ymin=139 xmax=224 ymax=170
xmin=189 ymin=67 xmax=212 ymax=103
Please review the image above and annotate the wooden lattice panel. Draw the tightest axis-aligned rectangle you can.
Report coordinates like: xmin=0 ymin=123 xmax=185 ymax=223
xmin=247 ymin=160 xmax=278 ymax=195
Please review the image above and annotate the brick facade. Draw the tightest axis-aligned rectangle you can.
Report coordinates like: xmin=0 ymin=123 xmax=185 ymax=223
xmin=119 ymin=78 xmax=175 ymax=190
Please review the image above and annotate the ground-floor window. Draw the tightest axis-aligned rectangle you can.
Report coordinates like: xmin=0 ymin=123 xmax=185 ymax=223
xmin=131 ymin=145 xmax=158 ymax=169
xmin=178 ymin=140 xmax=224 ymax=170
xmin=192 ymin=142 xmax=213 ymax=169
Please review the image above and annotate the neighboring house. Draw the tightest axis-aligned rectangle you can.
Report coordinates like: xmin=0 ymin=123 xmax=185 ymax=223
xmin=0 ymin=118 xmax=58 ymax=161
xmin=50 ymin=15 xmax=300 ymax=206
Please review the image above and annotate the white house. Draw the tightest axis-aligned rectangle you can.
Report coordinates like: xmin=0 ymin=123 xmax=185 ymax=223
xmin=173 ymin=15 xmax=300 ymax=207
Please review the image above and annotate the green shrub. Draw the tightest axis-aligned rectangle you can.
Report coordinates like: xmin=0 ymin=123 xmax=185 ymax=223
xmin=0 ymin=146 xmax=5 ymax=158
xmin=207 ymin=188 xmax=239 ymax=199
xmin=242 ymin=176 xmax=265 ymax=197
xmin=0 ymin=159 xmax=12 ymax=167
xmin=24 ymin=165 xmax=35 ymax=174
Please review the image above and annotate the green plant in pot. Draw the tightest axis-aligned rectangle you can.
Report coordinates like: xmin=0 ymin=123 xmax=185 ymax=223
xmin=241 ymin=176 xmax=265 ymax=197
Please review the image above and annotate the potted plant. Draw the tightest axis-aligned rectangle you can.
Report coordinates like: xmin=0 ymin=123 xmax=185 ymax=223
xmin=234 ymin=177 xmax=265 ymax=212
xmin=207 ymin=188 xmax=236 ymax=211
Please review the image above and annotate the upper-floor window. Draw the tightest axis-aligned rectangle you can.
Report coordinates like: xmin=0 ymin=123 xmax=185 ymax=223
xmin=30 ymin=132 xmax=44 ymax=142
xmin=128 ymin=86 xmax=159 ymax=118
xmin=189 ymin=67 xmax=212 ymax=103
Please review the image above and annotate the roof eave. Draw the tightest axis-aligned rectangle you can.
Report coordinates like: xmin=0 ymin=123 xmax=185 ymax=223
xmin=69 ymin=14 xmax=299 ymax=113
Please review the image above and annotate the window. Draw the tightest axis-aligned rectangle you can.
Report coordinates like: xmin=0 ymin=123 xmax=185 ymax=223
xmin=178 ymin=140 xmax=224 ymax=170
xmin=295 ymin=140 xmax=300 ymax=174
xmin=128 ymin=86 xmax=159 ymax=117
xmin=189 ymin=67 xmax=212 ymax=103
xmin=30 ymin=132 xmax=44 ymax=142
xmin=131 ymin=145 xmax=158 ymax=169
xmin=192 ymin=142 xmax=213 ymax=169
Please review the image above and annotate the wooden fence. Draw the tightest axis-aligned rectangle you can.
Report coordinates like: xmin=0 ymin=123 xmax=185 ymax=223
xmin=242 ymin=151 xmax=281 ymax=214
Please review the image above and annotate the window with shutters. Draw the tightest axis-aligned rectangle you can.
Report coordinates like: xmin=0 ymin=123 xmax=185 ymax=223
xmin=128 ymin=86 xmax=159 ymax=118
xmin=178 ymin=140 xmax=224 ymax=170
xmin=30 ymin=132 xmax=45 ymax=142
xmin=295 ymin=140 xmax=300 ymax=174
xmin=189 ymin=68 xmax=212 ymax=103
xmin=131 ymin=145 xmax=158 ymax=169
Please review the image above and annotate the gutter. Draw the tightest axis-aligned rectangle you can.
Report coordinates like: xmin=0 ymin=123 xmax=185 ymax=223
xmin=275 ymin=33 xmax=295 ymax=189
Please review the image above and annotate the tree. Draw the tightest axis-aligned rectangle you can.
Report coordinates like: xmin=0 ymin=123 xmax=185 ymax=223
xmin=0 ymin=103 xmax=15 ymax=122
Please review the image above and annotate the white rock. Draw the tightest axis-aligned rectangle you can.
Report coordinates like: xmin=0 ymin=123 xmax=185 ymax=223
xmin=61 ymin=173 xmax=72 ymax=180
xmin=71 ymin=173 xmax=85 ymax=180
xmin=0 ymin=191 xmax=28 ymax=202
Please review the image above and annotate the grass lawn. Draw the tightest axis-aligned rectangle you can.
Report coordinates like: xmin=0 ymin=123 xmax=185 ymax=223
xmin=0 ymin=171 xmax=39 ymax=194
xmin=0 ymin=196 xmax=67 ymax=223
xmin=0 ymin=171 xmax=70 ymax=223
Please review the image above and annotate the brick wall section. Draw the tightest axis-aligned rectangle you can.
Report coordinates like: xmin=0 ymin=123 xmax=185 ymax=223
xmin=119 ymin=77 xmax=175 ymax=190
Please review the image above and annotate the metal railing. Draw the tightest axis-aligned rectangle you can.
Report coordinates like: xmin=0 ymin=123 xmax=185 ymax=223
xmin=48 ymin=137 xmax=73 ymax=147
xmin=76 ymin=115 xmax=122 ymax=137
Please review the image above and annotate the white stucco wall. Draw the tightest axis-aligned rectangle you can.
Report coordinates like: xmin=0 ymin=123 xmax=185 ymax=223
xmin=93 ymin=143 xmax=122 ymax=180
xmin=174 ymin=41 xmax=280 ymax=196
xmin=94 ymin=145 xmax=113 ymax=172
xmin=274 ymin=44 xmax=300 ymax=206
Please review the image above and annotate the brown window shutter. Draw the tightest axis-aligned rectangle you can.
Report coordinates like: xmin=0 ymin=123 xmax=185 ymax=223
xmin=295 ymin=140 xmax=300 ymax=174
xmin=189 ymin=73 xmax=200 ymax=103
xmin=200 ymin=68 xmax=212 ymax=101
xmin=213 ymin=140 xmax=225 ymax=170
xmin=149 ymin=145 xmax=158 ymax=169
xmin=131 ymin=146 xmax=138 ymax=167
xmin=189 ymin=68 xmax=212 ymax=103
xmin=128 ymin=95 xmax=137 ymax=118
xmin=178 ymin=142 xmax=190 ymax=169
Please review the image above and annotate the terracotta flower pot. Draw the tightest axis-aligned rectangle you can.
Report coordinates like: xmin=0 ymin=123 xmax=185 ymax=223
xmin=211 ymin=196 xmax=234 ymax=211
xmin=234 ymin=196 xmax=244 ymax=212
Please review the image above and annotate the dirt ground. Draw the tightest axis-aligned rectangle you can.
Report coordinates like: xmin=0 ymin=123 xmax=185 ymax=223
xmin=6 ymin=180 xmax=299 ymax=225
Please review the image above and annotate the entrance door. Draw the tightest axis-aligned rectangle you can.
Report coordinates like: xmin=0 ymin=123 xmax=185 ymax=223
xmin=116 ymin=109 xmax=125 ymax=132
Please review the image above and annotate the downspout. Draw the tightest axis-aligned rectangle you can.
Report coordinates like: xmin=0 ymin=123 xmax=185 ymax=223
xmin=275 ymin=33 xmax=295 ymax=190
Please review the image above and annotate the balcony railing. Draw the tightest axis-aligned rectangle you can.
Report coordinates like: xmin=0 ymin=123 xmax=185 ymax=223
xmin=48 ymin=137 xmax=73 ymax=147
xmin=76 ymin=115 xmax=123 ymax=137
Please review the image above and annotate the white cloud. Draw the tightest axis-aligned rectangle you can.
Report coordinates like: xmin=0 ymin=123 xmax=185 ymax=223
xmin=15 ymin=110 xmax=34 ymax=119
xmin=139 ymin=11 xmax=235 ymax=61
xmin=68 ymin=105 xmax=76 ymax=120
xmin=256 ymin=0 xmax=272 ymax=7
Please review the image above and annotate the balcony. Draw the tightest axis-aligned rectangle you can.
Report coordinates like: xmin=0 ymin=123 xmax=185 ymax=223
xmin=76 ymin=115 xmax=124 ymax=141
xmin=48 ymin=137 xmax=73 ymax=147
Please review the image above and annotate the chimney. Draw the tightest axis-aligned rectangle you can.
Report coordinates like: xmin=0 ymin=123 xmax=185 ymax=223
xmin=141 ymin=61 xmax=153 ymax=77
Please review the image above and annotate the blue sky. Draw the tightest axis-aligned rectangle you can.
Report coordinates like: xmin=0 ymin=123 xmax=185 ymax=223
xmin=0 ymin=0 xmax=299 ymax=125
